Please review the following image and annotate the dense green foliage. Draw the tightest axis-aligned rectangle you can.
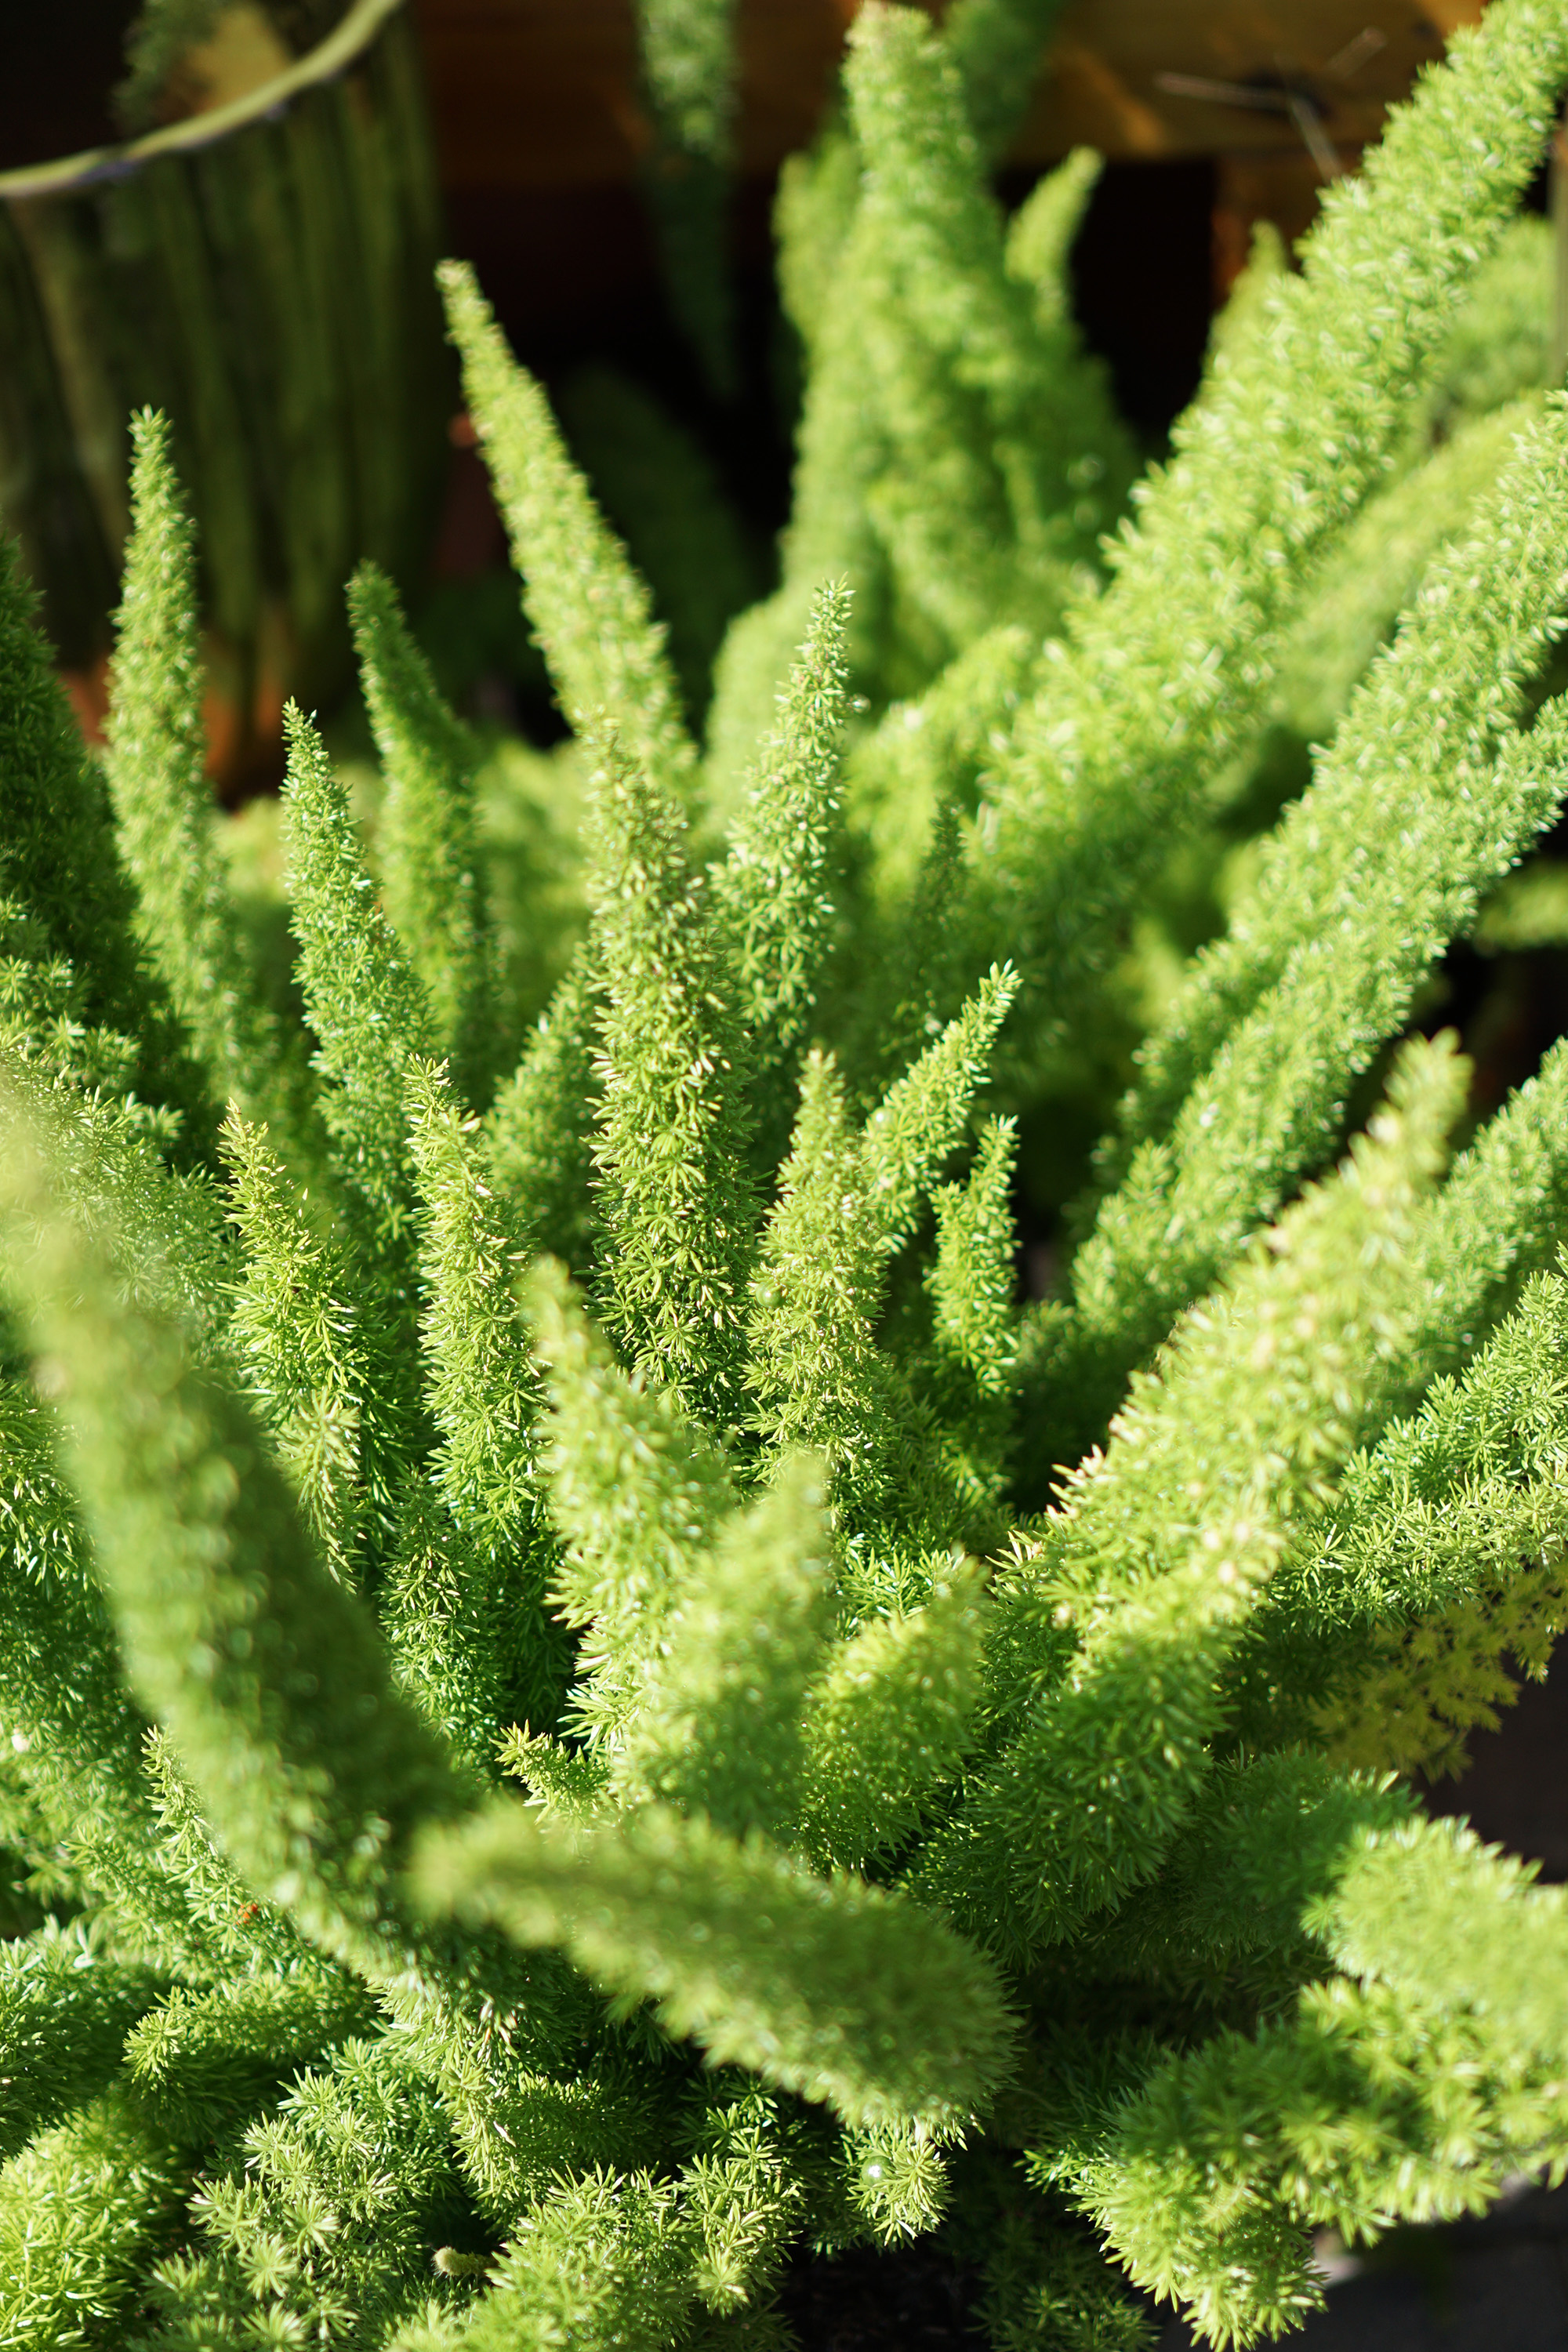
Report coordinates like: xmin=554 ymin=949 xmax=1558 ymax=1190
xmin=5 ymin=3 xmax=1568 ymax=2346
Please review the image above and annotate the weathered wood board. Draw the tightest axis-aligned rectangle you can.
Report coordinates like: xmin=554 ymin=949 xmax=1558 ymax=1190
xmin=412 ymin=0 xmax=1490 ymax=192
xmin=1025 ymin=0 xmax=1486 ymax=162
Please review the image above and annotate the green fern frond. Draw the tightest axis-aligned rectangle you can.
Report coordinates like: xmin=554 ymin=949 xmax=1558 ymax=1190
xmin=439 ymin=262 xmax=699 ymax=804
xmin=584 ymin=728 xmax=758 ymax=1425
xmin=105 ymin=412 xmax=302 ymax=1153
xmin=350 ymin=564 xmax=491 ymax=1098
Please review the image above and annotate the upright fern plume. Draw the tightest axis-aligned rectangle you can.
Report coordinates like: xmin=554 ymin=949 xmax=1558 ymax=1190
xmin=633 ymin=0 xmax=742 ymax=397
xmin=584 ymin=728 xmax=758 ymax=1428
xmin=982 ymin=0 xmax=1568 ymax=1026
xmin=349 ymin=564 xmax=490 ymax=1100
xmin=105 ymin=416 xmax=300 ymax=1151
xmin=438 ymin=261 xmax=699 ymax=808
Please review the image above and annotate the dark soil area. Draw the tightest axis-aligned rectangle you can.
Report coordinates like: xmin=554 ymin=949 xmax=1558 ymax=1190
xmin=779 ymin=2238 xmax=979 ymax=2351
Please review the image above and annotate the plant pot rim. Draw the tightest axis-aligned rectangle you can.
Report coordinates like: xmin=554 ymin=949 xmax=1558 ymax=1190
xmin=0 ymin=0 xmax=405 ymax=204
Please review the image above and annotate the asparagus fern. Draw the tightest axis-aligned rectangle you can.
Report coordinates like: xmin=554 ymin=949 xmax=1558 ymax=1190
xmin=2 ymin=5 xmax=1568 ymax=2346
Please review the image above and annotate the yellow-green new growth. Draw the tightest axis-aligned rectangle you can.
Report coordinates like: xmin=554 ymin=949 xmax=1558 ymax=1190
xmin=0 ymin=533 xmax=204 ymax=1143
xmin=799 ymin=1558 xmax=988 ymax=1871
xmin=715 ymin=576 xmax=851 ymax=1083
xmin=281 ymin=702 xmax=435 ymax=1268
xmin=920 ymin=1035 xmax=1469 ymax=1959
xmin=221 ymin=1108 xmax=369 ymax=1586
xmin=615 ymin=1450 xmax=833 ymax=1837
xmin=862 ymin=963 xmax=1018 ymax=1251
xmin=401 ymin=1058 xmax=566 ymax=1748
xmin=708 ymin=9 xmax=1128 ymax=787
xmin=414 ymin=1793 xmax=1017 ymax=2132
xmin=928 ymin=1116 xmax=1019 ymax=1392
xmin=1047 ymin=399 xmax=1568 ymax=1455
xmin=984 ymin=0 xmax=1568 ymax=1019
xmin=0 ymin=1059 xmax=468 ymax=1969
xmin=747 ymin=1051 xmax=891 ymax=1511
xmin=439 ymin=260 xmax=699 ymax=807
xmin=1057 ymin=1812 xmax=1568 ymax=2344
xmin=1254 ymin=1269 xmax=1568 ymax=1777
xmin=6 ymin=16 xmax=1568 ymax=2341
xmin=583 ymin=729 xmax=759 ymax=1426
xmin=350 ymin=564 xmax=490 ymax=1096
xmin=485 ymin=952 xmax=600 ymax=1270
xmin=105 ymin=411 xmax=302 ymax=1155
xmin=526 ymin=1258 xmax=735 ymax=1751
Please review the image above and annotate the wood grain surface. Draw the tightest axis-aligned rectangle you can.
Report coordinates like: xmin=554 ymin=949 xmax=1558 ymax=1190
xmin=1029 ymin=0 xmax=1485 ymax=162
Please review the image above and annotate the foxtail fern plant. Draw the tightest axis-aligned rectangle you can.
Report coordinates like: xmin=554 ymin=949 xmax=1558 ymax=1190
xmin=5 ymin=4 xmax=1568 ymax=2347
xmin=630 ymin=0 xmax=1070 ymax=397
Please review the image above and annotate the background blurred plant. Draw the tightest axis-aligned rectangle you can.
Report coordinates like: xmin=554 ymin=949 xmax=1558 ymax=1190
xmin=0 ymin=0 xmax=449 ymax=786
